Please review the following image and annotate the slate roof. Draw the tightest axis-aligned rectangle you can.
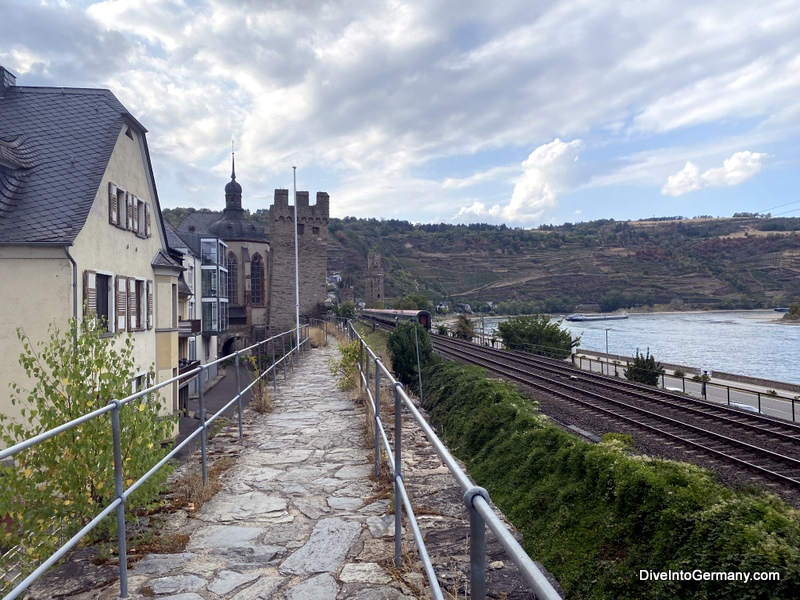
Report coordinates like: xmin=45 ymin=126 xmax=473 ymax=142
xmin=0 ymin=83 xmax=140 ymax=245
xmin=176 ymin=208 xmax=269 ymax=243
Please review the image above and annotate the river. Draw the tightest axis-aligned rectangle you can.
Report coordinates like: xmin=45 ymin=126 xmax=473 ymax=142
xmin=475 ymin=310 xmax=799 ymax=385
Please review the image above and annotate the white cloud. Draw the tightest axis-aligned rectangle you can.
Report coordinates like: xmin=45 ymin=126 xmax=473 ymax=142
xmin=3 ymin=1 xmax=800 ymax=221
xmin=661 ymin=151 xmax=766 ymax=196
xmin=452 ymin=139 xmax=584 ymax=224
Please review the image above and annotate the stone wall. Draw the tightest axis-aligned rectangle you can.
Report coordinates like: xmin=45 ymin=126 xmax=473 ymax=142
xmin=269 ymin=189 xmax=329 ymax=335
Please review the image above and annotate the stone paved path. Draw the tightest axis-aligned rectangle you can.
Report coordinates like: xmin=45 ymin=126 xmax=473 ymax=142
xmin=124 ymin=345 xmax=419 ymax=600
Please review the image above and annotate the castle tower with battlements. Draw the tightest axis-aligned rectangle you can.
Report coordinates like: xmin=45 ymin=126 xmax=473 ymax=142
xmin=269 ymin=189 xmax=330 ymax=335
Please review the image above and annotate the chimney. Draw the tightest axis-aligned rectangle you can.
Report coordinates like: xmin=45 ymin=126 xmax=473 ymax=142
xmin=1 ymin=66 xmax=17 ymax=91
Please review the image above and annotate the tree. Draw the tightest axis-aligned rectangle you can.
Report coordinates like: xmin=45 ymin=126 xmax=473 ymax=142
xmin=387 ymin=322 xmax=434 ymax=391
xmin=336 ymin=301 xmax=355 ymax=319
xmin=393 ymin=293 xmax=431 ymax=310
xmin=453 ymin=315 xmax=475 ymax=340
xmin=497 ymin=315 xmax=575 ymax=359
xmin=624 ymin=349 xmax=664 ymax=386
xmin=0 ymin=317 xmax=175 ymax=564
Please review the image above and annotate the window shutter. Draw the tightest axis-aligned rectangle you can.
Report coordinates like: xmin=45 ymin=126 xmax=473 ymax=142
xmin=126 ymin=193 xmax=134 ymax=231
xmin=132 ymin=196 xmax=140 ymax=233
xmin=128 ymin=277 xmax=136 ymax=331
xmin=145 ymin=203 xmax=152 ymax=238
xmin=83 ymin=270 xmax=97 ymax=317
xmin=147 ymin=280 xmax=153 ymax=329
xmin=116 ymin=276 xmax=127 ymax=332
xmin=108 ymin=183 xmax=118 ymax=226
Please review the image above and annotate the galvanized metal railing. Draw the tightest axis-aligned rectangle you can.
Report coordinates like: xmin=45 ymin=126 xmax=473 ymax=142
xmin=348 ymin=323 xmax=561 ymax=600
xmin=0 ymin=325 xmax=311 ymax=600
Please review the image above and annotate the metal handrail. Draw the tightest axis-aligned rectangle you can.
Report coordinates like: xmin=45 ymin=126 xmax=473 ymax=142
xmin=0 ymin=324 xmax=312 ymax=600
xmin=349 ymin=322 xmax=561 ymax=600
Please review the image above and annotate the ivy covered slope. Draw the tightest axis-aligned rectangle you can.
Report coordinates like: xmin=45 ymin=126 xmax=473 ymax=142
xmin=422 ymin=361 xmax=800 ymax=600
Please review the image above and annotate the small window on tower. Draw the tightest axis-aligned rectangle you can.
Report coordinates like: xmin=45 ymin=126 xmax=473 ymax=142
xmin=297 ymin=223 xmax=305 ymax=235
xmin=312 ymin=226 xmax=320 ymax=234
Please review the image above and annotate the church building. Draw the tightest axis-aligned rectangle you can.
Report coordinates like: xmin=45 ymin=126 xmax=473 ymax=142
xmin=175 ymin=156 xmax=329 ymax=355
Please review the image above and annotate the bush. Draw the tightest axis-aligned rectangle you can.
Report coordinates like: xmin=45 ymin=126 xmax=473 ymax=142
xmin=624 ymin=349 xmax=664 ymax=386
xmin=497 ymin=314 xmax=575 ymax=358
xmin=422 ymin=361 xmax=800 ymax=599
xmin=387 ymin=322 xmax=435 ymax=392
xmin=0 ymin=317 xmax=175 ymax=568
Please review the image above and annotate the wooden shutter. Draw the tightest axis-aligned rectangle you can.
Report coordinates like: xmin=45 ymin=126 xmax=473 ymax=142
xmin=132 ymin=197 xmax=140 ymax=233
xmin=147 ymin=280 xmax=153 ymax=330
xmin=108 ymin=183 xmax=118 ymax=225
xmin=116 ymin=276 xmax=127 ymax=332
xmin=126 ymin=193 xmax=134 ymax=231
xmin=128 ymin=277 xmax=136 ymax=331
xmin=83 ymin=270 xmax=97 ymax=316
xmin=145 ymin=203 xmax=152 ymax=238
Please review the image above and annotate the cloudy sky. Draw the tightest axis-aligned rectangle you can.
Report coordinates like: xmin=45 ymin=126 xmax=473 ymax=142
xmin=3 ymin=0 xmax=800 ymax=227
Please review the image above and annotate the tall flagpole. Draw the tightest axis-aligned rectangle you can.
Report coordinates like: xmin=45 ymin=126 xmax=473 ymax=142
xmin=293 ymin=166 xmax=301 ymax=352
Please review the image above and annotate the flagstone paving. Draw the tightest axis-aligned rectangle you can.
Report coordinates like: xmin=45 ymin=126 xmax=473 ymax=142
xmin=122 ymin=344 xmax=419 ymax=600
xmin=25 ymin=341 xmax=553 ymax=599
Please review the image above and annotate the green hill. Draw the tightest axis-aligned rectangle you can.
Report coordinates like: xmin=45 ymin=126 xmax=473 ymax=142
xmin=161 ymin=208 xmax=800 ymax=312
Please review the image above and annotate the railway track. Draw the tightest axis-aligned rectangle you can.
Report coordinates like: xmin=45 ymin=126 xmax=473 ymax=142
xmin=362 ymin=319 xmax=800 ymax=504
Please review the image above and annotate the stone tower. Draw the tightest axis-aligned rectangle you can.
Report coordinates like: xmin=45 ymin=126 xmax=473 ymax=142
xmin=269 ymin=189 xmax=330 ymax=335
xmin=364 ymin=252 xmax=385 ymax=308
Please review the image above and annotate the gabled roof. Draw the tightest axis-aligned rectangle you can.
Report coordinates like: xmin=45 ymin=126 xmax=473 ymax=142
xmin=0 ymin=84 xmax=141 ymax=245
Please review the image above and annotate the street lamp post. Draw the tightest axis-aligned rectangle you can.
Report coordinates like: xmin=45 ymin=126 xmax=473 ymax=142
xmin=605 ymin=328 xmax=611 ymax=376
xmin=293 ymin=166 xmax=300 ymax=352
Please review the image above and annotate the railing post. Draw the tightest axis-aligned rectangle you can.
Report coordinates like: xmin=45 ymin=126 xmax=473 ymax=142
xmin=235 ymin=351 xmax=243 ymax=439
xmin=393 ymin=381 xmax=403 ymax=568
xmin=199 ymin=365 xmax=208 ymax=485
xmin=282 ymin=333 xmax=287 ymax=381
xmin=464 ymin=486 xmax=490 ymax=600
xmin=365 ymin=347 xmax=371 ymax=396
xmin=359 ymin=341 xmax=364 ymax=391
xmin=374 ymin=358 xmax=382 ymax=477
xmin=272 ymin=337 xmax=278 ymax=393
xmin=757 ymin=391 xmax=762 ymax=414
xmin=727 ymin=386 xmax=731 ymax=406
xmin=110 ymin=400 xmax=129 ymax=598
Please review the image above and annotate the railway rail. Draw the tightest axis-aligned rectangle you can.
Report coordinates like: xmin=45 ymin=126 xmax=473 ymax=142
xmin=361 ymin=317 xmax=800 ymax=504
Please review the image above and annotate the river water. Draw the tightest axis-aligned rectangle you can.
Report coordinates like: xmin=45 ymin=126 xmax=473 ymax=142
xmin=477 ymin=310 xmax=799 ymax=385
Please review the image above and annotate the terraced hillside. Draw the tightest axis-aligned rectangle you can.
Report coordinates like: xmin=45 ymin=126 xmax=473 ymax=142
xmin=325 ymin=216 xmax=800 ymax=311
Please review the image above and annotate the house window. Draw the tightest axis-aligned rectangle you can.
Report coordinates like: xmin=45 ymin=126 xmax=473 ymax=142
xmin=201 ymin=239 xmax=217 ymax=266
xmin=202 ymin=269 xmax=218 ymax=297
xmin=96 ymin=274 xmax=112 ymax=331
xmin=135 ymin=279 xmax=145 ymax=329
xmin=188 ymin=337 xmax=197 ymax=361
xmin=250 ymin=254 xmax=263 ymax=305
xmin=227 ymin=252 xmax=238 ymax=304
xmin=202 ymin=301 xmax=218 ymax=333
xmin=137 ymin=199 xmax=146 ymax=237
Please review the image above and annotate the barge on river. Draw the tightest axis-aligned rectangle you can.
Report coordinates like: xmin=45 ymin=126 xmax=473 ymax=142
xmin=565 ymin=313 xmax=629 ymax=322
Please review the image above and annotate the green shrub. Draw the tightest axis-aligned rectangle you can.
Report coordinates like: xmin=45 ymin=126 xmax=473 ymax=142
xmin=422 ymin=361 xmax=800 ymax=599
xmin=624 ymin=349 xmax=665 ymax=386
xmin=0 ymin=317 xmax=175 ymax=571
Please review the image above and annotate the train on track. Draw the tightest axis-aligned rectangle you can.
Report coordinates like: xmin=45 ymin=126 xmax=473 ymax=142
xmin=360 ymin=308 xmax=432 ymax=331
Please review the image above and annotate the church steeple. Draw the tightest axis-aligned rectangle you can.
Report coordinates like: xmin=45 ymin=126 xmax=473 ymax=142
xmin=224 ymin=146 xmax=243 ymax=211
